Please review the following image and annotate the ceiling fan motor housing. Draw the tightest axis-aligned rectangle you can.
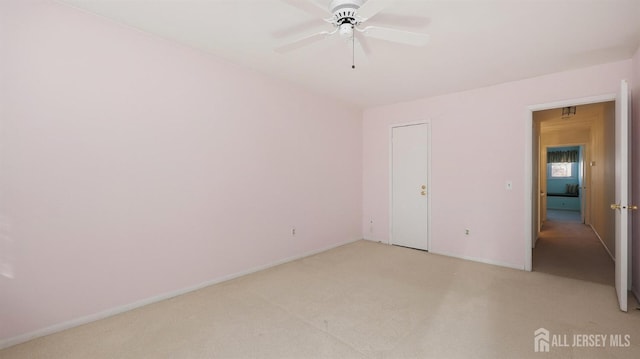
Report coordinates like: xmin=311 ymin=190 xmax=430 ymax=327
xmin=329 ymin=0 xmax=364 ymax=24
xmin=330 ymin=0 xmax=364 ymax=40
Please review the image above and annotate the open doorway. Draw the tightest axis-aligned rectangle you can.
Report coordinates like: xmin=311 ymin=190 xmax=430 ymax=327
xmin=531 ymin=102 xmax=616 ymax=286
xmin=526 ymin=81 xmax=632 ymax=311
xmin=545 ymin=145 xmax=584 ymax=224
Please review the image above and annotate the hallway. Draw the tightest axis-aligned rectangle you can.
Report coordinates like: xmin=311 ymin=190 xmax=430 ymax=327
xmin=533 ymin=210 xmax=614 ymax=285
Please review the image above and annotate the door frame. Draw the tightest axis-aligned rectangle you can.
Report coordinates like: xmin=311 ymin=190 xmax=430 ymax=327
xmin=389 ymin=121 xmax=432 ymax=250
xmin=524 ymin=94 xmax=616 ymax=271
xmin=579 ymin=145 xmax=586 ymax=224
xmin=541 ymin=143 xmax=589 ymax=226
xmin=615 ymin=79 xmax=631 ymax=311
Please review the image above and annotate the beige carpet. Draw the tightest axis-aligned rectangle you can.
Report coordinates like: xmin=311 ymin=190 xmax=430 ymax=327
xmin=534 ymin=213 xmax=614 ymax=285
xmin=546 ymin=209 xmax=582 ymax=223
xmin=2 ymin=240 xmax=639 ymax=358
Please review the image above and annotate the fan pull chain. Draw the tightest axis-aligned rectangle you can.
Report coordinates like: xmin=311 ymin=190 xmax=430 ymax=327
xmin=351 ymin=26 xmax=355 ymax=69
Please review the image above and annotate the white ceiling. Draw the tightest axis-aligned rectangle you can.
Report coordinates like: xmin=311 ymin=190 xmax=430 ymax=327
xmin=58 ymin=0 xmax=640 ymax=109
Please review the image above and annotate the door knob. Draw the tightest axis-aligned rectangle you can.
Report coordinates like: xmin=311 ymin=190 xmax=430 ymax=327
xmin=610 ymin=204 xmax=622 ymax=210
xmin=421 ymin=191 xmax=426 ymax=196
xmin=421 ymin=185 xmax=426 ymax=190
xmin=630 ymin=205 xmax=638 ymax=211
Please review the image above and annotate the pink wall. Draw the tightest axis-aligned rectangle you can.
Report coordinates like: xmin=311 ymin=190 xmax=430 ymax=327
xmin=632 ymin=46 xmax=640 ymax=300
xmin=0 ymin=1 xmax=362 ymax=343
xmin=363 ymin=60 xmax=633 ymax=269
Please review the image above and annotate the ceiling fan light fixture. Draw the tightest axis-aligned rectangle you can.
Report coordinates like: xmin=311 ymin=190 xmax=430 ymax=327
xmin=339 ymin=23 xmax=354 ymax=40
xmin=561 ymin=106 xmax=576 ymax=118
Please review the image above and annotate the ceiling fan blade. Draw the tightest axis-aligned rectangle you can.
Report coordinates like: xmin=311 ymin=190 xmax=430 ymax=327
xmin=274 ymin=31 xmax=333 ymax=54
xmin=357 ymin=0 xmax=395 ymax=21
xmin=367 ymin=13 xmax=430 ymax=29
xmin=360 ymin=26 xmax=429 ymax=46
xmin=280 ymin=0 xmax=328 ymax=18
xmin=272 ymin=19 xmax=327 ymax=39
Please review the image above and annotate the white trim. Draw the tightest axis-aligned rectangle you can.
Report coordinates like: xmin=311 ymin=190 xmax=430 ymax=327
xmin=429 ymin=249 xmax=524 ymax=271
xmin=0 ymin=237 xmax=361 ymax=350
xmin=387 ymin=126 xmax=393 ymax=246
xmin=524 ymin=93 xmax=617 ymax=272
xmin=589 ymin=224 xmax=615 ymax=261
xmin=527 ymin=94 xmax=617 ymax=112
xmin=524 ymin=108 xmax=533 ymax=271
xmin=426 ymin=123 xmax=432 ymax=251
xmin=389 ymin=121 xmax=432 ymax=251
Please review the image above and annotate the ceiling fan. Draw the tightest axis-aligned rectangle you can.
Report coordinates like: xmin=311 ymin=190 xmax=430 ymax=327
xmin=275 ymin=0 xmax=430 ymax=68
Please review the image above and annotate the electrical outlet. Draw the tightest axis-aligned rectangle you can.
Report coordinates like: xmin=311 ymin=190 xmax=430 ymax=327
xmin=291 ymin=227 xmax=296 ymax=236
xmin=506 ymin=181 xmax=513 ymax=190
xmin=465 ymin=229 xmax=470 ymax=235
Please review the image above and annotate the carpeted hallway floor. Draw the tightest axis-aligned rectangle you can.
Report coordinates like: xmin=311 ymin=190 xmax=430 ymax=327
xmin=546 ymin=209 xmax=582 ymax=223
xmin=2 ymin=240 xmax=639 ymax=358
xmin=534 ymin=210 xmax=614 ymax=285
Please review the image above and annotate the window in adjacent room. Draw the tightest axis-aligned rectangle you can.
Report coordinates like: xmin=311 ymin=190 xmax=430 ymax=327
xmin=549 ymin=162 xmax=572 ymax=178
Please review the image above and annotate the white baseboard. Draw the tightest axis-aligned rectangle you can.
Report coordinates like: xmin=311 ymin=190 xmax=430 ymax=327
xmin=0 ymin=238 xmax=362 ymax=350
xmin=362 ymin=237 xmax=389 ymax=244
xmin=589 ymin=224 xmax=615 ymax=261
xmin=366 ymin=240 xmax=524 ymax=270
xmin=422 ymin=249 xmax=524 ymax=271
